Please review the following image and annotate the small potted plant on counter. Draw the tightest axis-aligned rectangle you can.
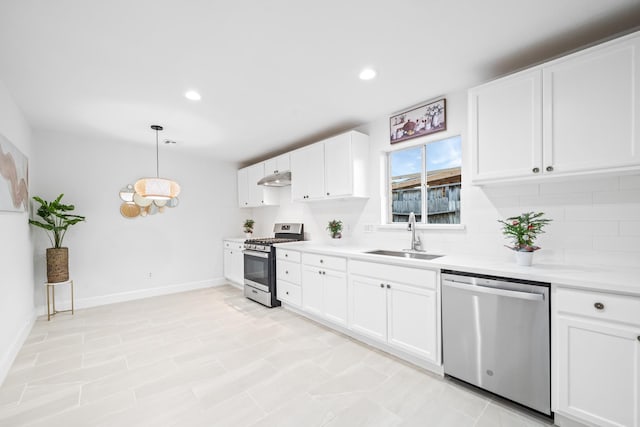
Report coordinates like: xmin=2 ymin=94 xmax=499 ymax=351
xmin=243 ymin=219 xmax=255 ymax=238
xmin=498 ymin=211 xmax=551 ymax=266
xmin=327 ymin=219 xmax=343 ymax=239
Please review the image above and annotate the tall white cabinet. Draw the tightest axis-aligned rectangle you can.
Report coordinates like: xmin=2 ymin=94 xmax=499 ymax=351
xmin=470 ymin=30 xmax=640 ymax=185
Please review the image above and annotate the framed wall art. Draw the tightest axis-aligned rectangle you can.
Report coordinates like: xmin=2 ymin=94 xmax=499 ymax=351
xmin=390 ymin=98 xmax=446 ymax=144
xmin=0 ymin=133 xmax=29 ymax=212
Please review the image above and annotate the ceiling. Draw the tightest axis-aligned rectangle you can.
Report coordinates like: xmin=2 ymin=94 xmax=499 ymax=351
xmin=0 ymin=1 xmax=639 ymax=164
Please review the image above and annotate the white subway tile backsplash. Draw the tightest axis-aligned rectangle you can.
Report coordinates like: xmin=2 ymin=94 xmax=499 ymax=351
xmin=592 ymin=189 xmax=640 ymax=204
xmin=620 ymin=221 xmax=640 ymax=236
xmin=593 ymin=236 xmax=639 ymax=252
xmin=620 ymin=174 xmax=640 ymax=190
xmin=554 ymin=221 xmax=619 ymax=236
xmin=564 ymin=204 xmax=640 ymax=221
xmin=540 ymin=177 xmax=619 ymax=194
xmin=564 ymin=249 xmax=640 ymax=269
xmin=519 ymin=192 xmax=592 ymax=206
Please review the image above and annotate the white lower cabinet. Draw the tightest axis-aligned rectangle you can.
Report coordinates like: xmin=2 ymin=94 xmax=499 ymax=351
xmin=223 ymin=240 xmax=244 ymax=285
xmin=276 ymin=249 xmax=302 ymax=307
xmin=301 ymin=257 xmax=347 ymax=326
xmin=349 ymin=261 xmax=440 ymax=365
xmin=554 ymin=286 xmax=640 ymax=427
xmin=387 ymin=282 xmax=437 ymax=361
xmin=349 ymin=276 xmax=387 ymax=342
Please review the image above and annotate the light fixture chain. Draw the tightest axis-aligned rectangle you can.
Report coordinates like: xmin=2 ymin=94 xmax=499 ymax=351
xmin=155 ymin=127 xmax=160 ymax=178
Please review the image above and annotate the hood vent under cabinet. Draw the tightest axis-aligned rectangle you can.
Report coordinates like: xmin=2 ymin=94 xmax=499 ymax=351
xmin=257 ymin=170 xmax=291 ymax=187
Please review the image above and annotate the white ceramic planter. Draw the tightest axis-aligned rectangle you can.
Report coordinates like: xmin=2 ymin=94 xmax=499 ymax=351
xmin=514 ymin=251 xmax=534 ymax=266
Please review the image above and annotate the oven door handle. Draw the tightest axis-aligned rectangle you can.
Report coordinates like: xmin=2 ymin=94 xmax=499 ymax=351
xmin=243 ymin=250 xmax=270 ymax=259
xmin=443 ymin=280 xmax=545 ymax=301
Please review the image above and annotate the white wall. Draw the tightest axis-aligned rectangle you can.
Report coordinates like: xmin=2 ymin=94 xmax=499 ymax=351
xmin=31 ymin=129 xmax=245 ymax=309
xmin=252 ymin=89 xmax=640 ymax=268
xmin=0 ymin=79 xmax=34 ymax=384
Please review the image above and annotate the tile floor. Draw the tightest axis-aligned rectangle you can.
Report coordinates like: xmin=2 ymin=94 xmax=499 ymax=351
xmin=0 ymin=285 xmax=553 ymax=426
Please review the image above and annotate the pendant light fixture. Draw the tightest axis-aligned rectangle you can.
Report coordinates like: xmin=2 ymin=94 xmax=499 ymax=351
xmin=134 ymin=125 xmax=180 ymax=200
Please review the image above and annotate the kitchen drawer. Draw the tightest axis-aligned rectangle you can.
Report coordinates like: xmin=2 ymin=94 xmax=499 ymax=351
xmin=277 ymin=248 xmax=301 ymax=263
xmin=556 ymin=286 xmax=640 ymax=326
xmin=224 ymin=240 xmax=244 ymax=250
xmin=349 ymin=260 xmax=437 ymax=289
xmin=277 ymin=280 xmax=301 ymax=307
xmin=277 ymin=260 xmax=301 ymax=284
xmin=302 ymin=253 xmax=346 ymax=271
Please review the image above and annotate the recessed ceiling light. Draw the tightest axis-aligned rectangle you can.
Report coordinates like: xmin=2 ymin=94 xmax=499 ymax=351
xmin=185 ymin=90 xmax=201 ymax=101
xmin=359 ymin=68 xmax=377 ymax=80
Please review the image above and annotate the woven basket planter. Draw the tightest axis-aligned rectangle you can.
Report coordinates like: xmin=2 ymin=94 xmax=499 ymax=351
xmin=46 ymin=247 xmax=69 ymax=283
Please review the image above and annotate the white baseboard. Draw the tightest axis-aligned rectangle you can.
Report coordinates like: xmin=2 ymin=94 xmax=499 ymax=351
xmin=36 ymin=277 xmax=228 ymax=315
xmin=0 ymin=308 xmax=37 ymax=386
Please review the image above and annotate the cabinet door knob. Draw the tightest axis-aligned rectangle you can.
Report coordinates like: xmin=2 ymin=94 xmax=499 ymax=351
xmin=318 ymin=271 xmax=322 ymax=275
xmin=386 ymin=284 xmax=391 ymax=289
xmin=594 ymin=302 xmax=604 ymax=310
xmin=285 ymin=270 xmax=288 ymax=274
xmin=532 ymin=167 xmax=540 ymax=173
xmin=326 ymin=192 xmax=330 ymax=196
xmin=320 ymin=259 xmax=324 ymax=263
xmin=322 ymin=271 xmax=326 ymax=275
xmin=380 ymin=283 xmax=384 ymax=288
xmin=286 ymin=291 xmax=289 ymax=295
xmin=274 ymin=170 xmax=278 ymax=174
xmin=546 ymin=166 xmax=554 ymax=172
xmin=637 ymin=336 xmax=640 ymax=342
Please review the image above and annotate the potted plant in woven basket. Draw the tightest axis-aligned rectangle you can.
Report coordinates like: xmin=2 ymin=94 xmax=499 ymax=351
xmin=29 ymin=194 xmax=85 ymax=282
xmin=498 ymin=211 xmax=551 ymax=266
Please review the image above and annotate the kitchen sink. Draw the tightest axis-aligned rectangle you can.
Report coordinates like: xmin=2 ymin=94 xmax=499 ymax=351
xmin=364 ymin=249 xmax=443 ymax=261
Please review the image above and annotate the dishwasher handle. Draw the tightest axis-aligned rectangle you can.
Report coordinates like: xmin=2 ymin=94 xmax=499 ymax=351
xmin=443 ymin=279 xmax=545 ymax=302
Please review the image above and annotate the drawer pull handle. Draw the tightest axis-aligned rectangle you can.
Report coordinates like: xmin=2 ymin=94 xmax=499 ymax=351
xmin=594 ymin=302 xmax=604 ymax=310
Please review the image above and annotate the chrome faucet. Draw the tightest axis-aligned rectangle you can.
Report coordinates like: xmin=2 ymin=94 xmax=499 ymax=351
xmin=407 ymin=212 xmax=422 ymax=252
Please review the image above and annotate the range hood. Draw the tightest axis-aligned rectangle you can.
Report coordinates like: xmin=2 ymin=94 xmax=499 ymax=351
xmin=257 ymin=170 xmax=291 ymax=187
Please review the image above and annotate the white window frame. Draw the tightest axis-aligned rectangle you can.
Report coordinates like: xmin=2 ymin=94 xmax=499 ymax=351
xmin=380 ymin=137 xmax=465 ymax=230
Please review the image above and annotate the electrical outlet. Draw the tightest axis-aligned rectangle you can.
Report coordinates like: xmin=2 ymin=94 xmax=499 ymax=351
xmin=364 ymin=224 xmax=375 ymax=233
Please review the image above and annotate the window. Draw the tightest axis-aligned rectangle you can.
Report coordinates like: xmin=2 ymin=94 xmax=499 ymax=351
xmin=388 ymin=135 xmax=461 ymax=224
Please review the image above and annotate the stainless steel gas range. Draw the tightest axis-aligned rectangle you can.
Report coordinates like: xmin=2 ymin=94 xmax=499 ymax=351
xmin=243 ymin=223 xmax=303 ymax=307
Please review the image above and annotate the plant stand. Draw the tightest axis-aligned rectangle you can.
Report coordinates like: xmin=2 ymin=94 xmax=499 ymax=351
xmin=44 ymin=279 xmax=74 ymax=321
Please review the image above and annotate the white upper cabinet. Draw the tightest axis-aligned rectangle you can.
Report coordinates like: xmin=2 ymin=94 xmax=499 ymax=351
xmin=237 ymin=162 xmax=278 ymax=208
xmin=264 ymin=153 xmax=290 ymax=175
xmin=470 ymin=30 xmax=640 ymax=185
xmin=237 ymin=167 xmax=250 ymax=208
xmin=469 ymin=69 xmax=542 ymax=182
xmin=542 ymin=35 xmax=640 ymax=175
xmin=291 ymin=130 xmax=369 ymax=201
xmin=291 ymin=143 xmax=325 ymax=201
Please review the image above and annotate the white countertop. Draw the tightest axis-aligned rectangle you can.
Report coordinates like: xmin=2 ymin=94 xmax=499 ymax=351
xmin=275 ymin=241 xmax=640 ymax=297
xmin=223 ymin=237 xmax=246 ymax=243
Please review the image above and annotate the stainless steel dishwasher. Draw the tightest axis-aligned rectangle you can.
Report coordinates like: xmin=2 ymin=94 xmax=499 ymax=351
xmin=441 ymin=270 xmax=551 ymax=416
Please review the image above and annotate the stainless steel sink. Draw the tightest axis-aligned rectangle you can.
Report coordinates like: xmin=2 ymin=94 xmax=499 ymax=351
xmin=365 ymin=249 xmax=443 ymax=261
